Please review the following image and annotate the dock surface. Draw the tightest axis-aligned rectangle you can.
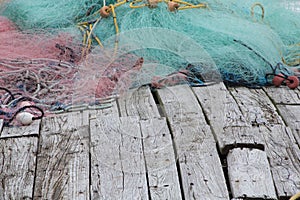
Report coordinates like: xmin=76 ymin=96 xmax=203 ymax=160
xmin=0 ymin=83 xmax=299 ymax=200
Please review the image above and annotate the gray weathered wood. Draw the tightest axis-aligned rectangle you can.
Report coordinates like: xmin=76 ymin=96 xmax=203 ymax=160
xmin=1 ymin=119 xmax=40 ymax=138
xmin=157 ymin=85 xmax=229 ymax=200
xmin=0 ymin=137 xmax=38 ymax=200
xmin=264 ymin=87 xmax=300 ymax=104
xmin=89 ymin=100 xmax=119 ymax=119
xmin=261 ymin=125 xmax=300 ymax=199
xmin=156 ymin=84 xmax=207 ymax=125
xmin=0 ymin=119 xmax=3 ymax=132
xmin=277 ymin=105 xmax=300 ymax=145
xmin=34 ymin=111 xmax=90 ymax=199
xmin=90 ymin=116 xmax=149 ymax=200
xmin=140 ymin=118 xmax=182 ymax=200
xmin=42 ymin=111 xmax=89 ymax=131
xmin=118 ymin=85 xmax=160 ymax=119
xmin=227 ymin=148 xmax=277 ymax=199
xmin=229 ymin=87 xmax=300 ymax=198
xmin=193 ymin=83 xmax=264 ymax=154
xmin=229 ymin=87 xmax=284 ymax=126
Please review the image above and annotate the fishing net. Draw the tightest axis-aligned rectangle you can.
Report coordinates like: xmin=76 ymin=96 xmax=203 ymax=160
xmin=0 ymin=0 xmax=300 ymax=124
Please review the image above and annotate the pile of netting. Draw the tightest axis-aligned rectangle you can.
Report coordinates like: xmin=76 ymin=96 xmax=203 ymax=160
xmin=0 ymin=0 xmax=299 ymax=124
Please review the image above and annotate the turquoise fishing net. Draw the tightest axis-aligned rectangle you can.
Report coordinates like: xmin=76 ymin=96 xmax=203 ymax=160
xmin=1 ymin=0 xmax=299 ymax=86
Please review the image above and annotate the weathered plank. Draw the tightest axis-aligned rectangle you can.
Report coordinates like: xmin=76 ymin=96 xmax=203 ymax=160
xmin=118 ymin=85 xmax=160 ymax=119
xmin=1 ymin=119 xmax=40 ymax=138
xmin=229 ymin=87 xmax=300 ymax=198
xmin=193 ymin=83 xmax=264 ymax=154
xmin=157 ymin=85 xmax=229 ymax=200
xmin=0 ymin=137 xmax=38 ymax=200
xmin=140 ymin=118 xmax=182 ymax=199
xmin=89 ymin=100 xmax=119 ymax=119
xmin=261 ymin=125 xmax=300 ymax=199
xmin=41 ymin=111 xmax=89 ymax=132
xmin=34 ymin=111 xmax=90 ymax=199
xmin=229 ymin=87 xmax=284 ymax=126
xmin=227 ymin=148 xmax=277 ymax=199
xmin=156 ymin=84 xmax=207 ymax=124
xmin=90 ymin=116 xmax=149 ymax=200
xmin=277 ymin=105 xmax=300 ymax=145
xmin=264 ymin=87 xmax=300 ymax=104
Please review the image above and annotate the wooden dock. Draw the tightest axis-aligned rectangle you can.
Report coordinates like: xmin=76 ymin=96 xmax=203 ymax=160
xmin=0 ymin=82 xmax=299 ymax=200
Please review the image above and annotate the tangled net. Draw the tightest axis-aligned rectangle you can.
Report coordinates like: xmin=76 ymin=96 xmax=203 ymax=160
xmin=0 ymin=0 xmax=300 ymax=124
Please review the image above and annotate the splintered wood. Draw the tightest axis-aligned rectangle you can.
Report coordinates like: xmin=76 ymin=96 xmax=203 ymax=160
xmin=193 ymin=83 xmax=264 ymax=154
xmin=157 ymin=85 xmax=229 ymax=200
xmin=118 ymin=85 xmax=161 ymax=119
xmin=0 ymin=137 xmax=37 ymax=200
xmin=34 ymin=111 xmax=90 ymax=199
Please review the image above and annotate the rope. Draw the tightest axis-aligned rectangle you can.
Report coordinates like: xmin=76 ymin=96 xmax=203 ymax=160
xmin=290 ymin=192 xmax=300 ymax=200
xmin=77 ymin=0 xmax=207 ymax=50
xmin=251 ymin=2 xmax=265 ymax=20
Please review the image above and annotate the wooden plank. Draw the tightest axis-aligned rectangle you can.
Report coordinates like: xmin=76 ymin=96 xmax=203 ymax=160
xmin=0 ymin=137 xmax=38 ymax=199
xmin=89 ymin=100 xmax=119 ymax=119
xmin=277 ymin=105 xmax=300 ymax=145
xmin=157 ymin=85 xmax=229 ymax=200
xmin=227 ymin=148 xmax=277 ymax=199
xmin=140 ymin=118 xmax=182 ymax=200
xmin=193 ymin=83 xmax=264 ymax=154
xmin=156 ymin=84 xmax=207 ymax=125
xmin=229 ymin=87 xmax=300 ymax=198
xmin=261 ymin=125 xmax=300 ymax=199
xmin=118 ymin=85 xmax=160 ymax=119
xmin=264 ymin=87 xmax=300 ymax=104
xmin=90 ymin=116 xmax=149 ymax=200
xmin=177 ymin=136 xmax=229 ymax=200
xmin=41 ymin=111 xmax=89 ymax=132
xmin=229 ymin=87 xmax=285 ymax=126
xmin=1 ymin=119 xmax=40 ymax=138
xmin=34 ymin=111 xmax=90 ymax=199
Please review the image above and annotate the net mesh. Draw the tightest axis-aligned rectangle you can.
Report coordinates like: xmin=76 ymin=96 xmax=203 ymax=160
xmin=0 ymin=0 xmax=299 ymax=115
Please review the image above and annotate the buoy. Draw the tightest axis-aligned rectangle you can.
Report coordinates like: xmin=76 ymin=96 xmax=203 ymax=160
xmin=100 ymin=6 xmax=110 ymax=18
xmin=286 ymin=76 xmax=299 ymax=89
xmin=272 ymin=73 xmax=284 ymax=87
xmin=148 ymin=0 xmax=159 ymax=8
xmin=16 ymin=112 xmax=34 ymax=126
xmin=19 ymin=101 xmax=33 ymax=107
xmin=168 ymin=1 xmax=179 ymax=12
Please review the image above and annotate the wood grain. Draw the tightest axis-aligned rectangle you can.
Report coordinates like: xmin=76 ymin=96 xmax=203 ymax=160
xmin=157 ymin=84 xmax=207 ymax=125
xmin=89 ymin=100 xmax=119 ymax=119
xmin=90 ymin=116 xmax=149 ymax=200
xmin=0 ymin=137 xmax=38 ymax=200
xmin=34 ymin=111 xmax=90 ymax=199
xmin=1 ymin=119 xmax=40 ymax=138
xmin=277 ymin=105 xmax=300 ymax=146
xmin=118 ymin=85 xmax=160 ymax=119
xmin=261 ymin=125 xmax=300 ymax=199
xmin=193 ymin=83 xmax=264 ymax=154
xmin=264 ymin=87 xmax=300 ymax=104
xmin=140 ymin=118 xmax=182 ymax=200
xmin=227 ymin=148 xmax=277 ymax=199
xmin=230 ymin=87 xmax=300 ymax=198
xmin=229 ymin=87 xmax=285 ymax=126
xmin=157 ymin=85 xmax=229 ymax=200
